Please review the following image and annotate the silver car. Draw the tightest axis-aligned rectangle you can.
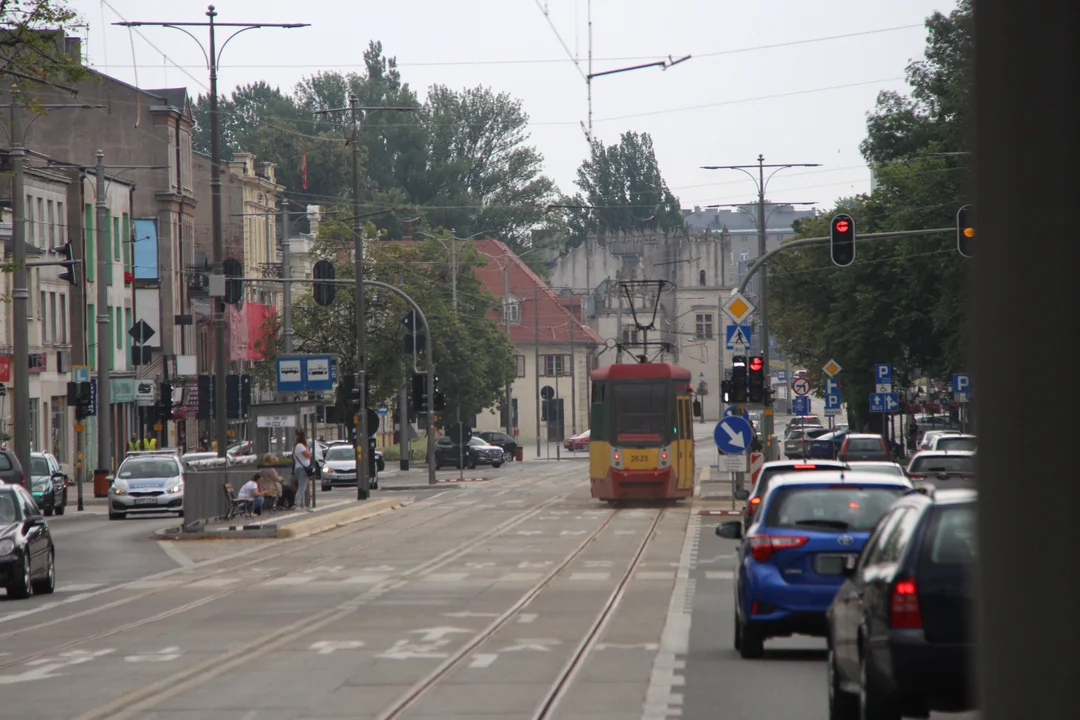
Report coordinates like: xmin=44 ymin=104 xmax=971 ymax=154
xmin=108 ymin=451 xmax=185 ymax=520
xmin=319 ymin=444 xmax=379 ymax=491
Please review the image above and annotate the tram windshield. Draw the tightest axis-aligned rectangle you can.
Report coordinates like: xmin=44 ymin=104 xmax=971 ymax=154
xmin=612 ymin=381 xmax=671 ymax=443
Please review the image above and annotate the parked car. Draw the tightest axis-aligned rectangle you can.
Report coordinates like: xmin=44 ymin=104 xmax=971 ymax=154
xmin=837 ymin=433 xmax=892 ymax=463
xmin=0 ymin=448 xmax=25 ymax=486
xmin=107 ymin=450 xmax=185 ymax=520
xmin=716 ymin=471 xmax=913 ymax=659
xmin=180 ymin=451 xmax=225 ymax=471
xmin=844 ymin=461 xmax=908 ymax=479
xmin=29 ymin=453 xmax=68 ymax=516
xmin=0 ymin=483 xmax=56 ymax=598
xmin=783 ymin=427 xmax=830 ymax=459
xmin=434 ymin=436 xmax=505 ymax=470
xmin=738 ymin=459 xmax=848 ymax=532
xmin=919 ymin=429 xmax=961 ymax=451
xmin=564 ymin=429 xmax=590 ymax=451
xmin=785 ymin=415 xmax=823 ymax=432
xmin=928 ymin=433 xmax=977 ymax=453
xmin=319 ymin=444 xmax=378 ymax=491
xmin=827 ymin=487 xmax=977 ymax=718
xmin=906 ymin=451 xmax=976 ymax=488
xmin=477 ymin=431 xmax=518 ymax=461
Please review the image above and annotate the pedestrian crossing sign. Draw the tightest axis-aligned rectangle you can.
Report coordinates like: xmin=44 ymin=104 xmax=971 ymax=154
xmin=725 ymin=325 xmax=752 ymax=350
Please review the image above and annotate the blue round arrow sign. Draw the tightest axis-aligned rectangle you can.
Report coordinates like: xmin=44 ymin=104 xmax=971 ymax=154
xmin=714 ymin=416 xmax=753 ymax=454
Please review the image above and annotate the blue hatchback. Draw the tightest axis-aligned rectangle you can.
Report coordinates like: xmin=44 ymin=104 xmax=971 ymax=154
xmin=715 ymin=471 xmax=912 ymax=659
xmin=808 ymin=430 xmax=848 ymax=459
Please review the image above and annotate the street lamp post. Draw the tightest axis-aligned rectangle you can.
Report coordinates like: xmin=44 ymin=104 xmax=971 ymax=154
xmin=115 ymin=6 xmax=309 ymax=460
xmin=701 ymin=155 xmax=821 ymax=460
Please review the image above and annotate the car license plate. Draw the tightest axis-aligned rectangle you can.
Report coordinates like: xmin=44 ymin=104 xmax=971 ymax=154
xmin=815 ymin=553 xmax=858 ymax=574
xmin=134 ymin=497 xmax=158 ymax=506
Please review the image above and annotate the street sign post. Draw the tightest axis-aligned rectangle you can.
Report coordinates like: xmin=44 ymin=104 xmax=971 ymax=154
xmin=720 ymin=453 xmax=747 ymax=472
xmin=721 ymin=291 xmax=756 ymax=325
xmin=875 ymin=363 xmax=893 ymax=393
xmin=714 ymin=416 xmax=754 ymax=454
xmin=725 ymin=324 xmax=752 ymax=352
xmin=952 ymin=373 xmax=972 ymax=403
xmin=791 ymin=377 xmax=810 ymax=396
xmin=791 ymin=395 xmax=811 ymax=415
xmin=869 ymin=392 xmax=900 ymax=413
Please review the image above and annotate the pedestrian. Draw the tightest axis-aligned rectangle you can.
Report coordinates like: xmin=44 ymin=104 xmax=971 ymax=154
xmin=907 ymin=420 xmax=919 ymax=453
xmin=236 ymin=472 xmax=266 ymax=516
xmin=292 ymin=430 xmax=313 ymax=511
xmin=260 ymin=454 xmax=290 ymax=509
xmin=128 ymin=433 xmax=142 ymax=451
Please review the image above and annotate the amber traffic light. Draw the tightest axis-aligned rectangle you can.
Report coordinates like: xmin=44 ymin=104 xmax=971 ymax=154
xmin=957 ymin=204 xmax=975 ymax=258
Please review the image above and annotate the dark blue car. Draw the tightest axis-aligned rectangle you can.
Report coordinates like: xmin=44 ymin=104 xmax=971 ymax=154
xmin=809 ymin=430 xmax=848 ymax=459
xmin=715 ymin=471 xmax=912 ymax=659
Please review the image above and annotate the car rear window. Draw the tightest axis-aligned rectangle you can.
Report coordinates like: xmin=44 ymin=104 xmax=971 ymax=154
xmin=764 ymin=486 xmax=905 ymax=532
xmin=923 ymin=505 xmax=977 ymax=564
xmin=755 ymin=465 xmax=840 ymax=495
xmin=910 ymin=456 xmax=975 ymax=474
xmin=787 ymin=430 xmax=805 ymax=440
xmin=936 ymin=437 xmax=977 ymax=452
xmin=0 ymin=453 xmax=13 ymax=471
xmin=845 ymin=438 xmax=885 ymax=451
xmin=848 ymin=464 xmax=905 ymax=476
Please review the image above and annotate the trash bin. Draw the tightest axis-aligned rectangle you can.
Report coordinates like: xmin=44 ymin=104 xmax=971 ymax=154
xmin=93 ymin=469 xmax=111 ymax=498
xmin=515 ymin=447 xmax=523 ymax=462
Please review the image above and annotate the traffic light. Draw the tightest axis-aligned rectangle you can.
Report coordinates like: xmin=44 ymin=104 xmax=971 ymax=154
xmin=720 ymin=380 xmax=733 ymax=403
xmin=226 ymin=374 xmax=241 ymax=420
xmin=50 ymin=242 xmax=78 ymax=286
xmin=411 ymin=372 xmax=428 ymax=413
xmin=313 ymin=259 xmax=337 ymax=306
xmin=748 ymin=356 xmax=765 ymax=403
xmin=432 ymin=375 xmax=445 ymax=411
xmin=223 ymin=258 xmax=243 ymax=305
xmin=67 ymin=380 xmax=92 ymax=418
xmin=829 ymin=213 xmax=856 ymax=267
xmin=197 ymin=374 xmax=215 ymax=420
xmin=957 ymin=204 xmax=975 ymax=258
xmin=158 ymin=380 xmax=173 ymax=422
xmin=730 ymin=355 xmax=748 ymax=403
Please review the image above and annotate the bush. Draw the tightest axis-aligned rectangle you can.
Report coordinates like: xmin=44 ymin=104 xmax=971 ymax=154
xmin=379 ymin=438 xmax=428 ymax=462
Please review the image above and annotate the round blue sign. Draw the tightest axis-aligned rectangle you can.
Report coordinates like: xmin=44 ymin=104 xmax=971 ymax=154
xmin=714 ymin=416 xmax=754 ymax=455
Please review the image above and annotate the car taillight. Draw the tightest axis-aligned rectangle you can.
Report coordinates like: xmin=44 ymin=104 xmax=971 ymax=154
xmin=890 ymin=578 xmax=922 ymax=628
xmin=792 ymin=464 xmax=817 ymax=469
xmin=747 ymin=534 xmax=808 ymax=561
xmin=749 ymin=496 xmax=761 ymax=506
xmin=880 ymin=438 xmax=888 ymax=453
xmin=908 ymin=473 xmax=926 ymax=479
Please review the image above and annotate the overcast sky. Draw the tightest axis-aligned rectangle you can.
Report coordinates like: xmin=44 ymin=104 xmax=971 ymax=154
xmin=69 ymin=0 xmax=957 ymax=212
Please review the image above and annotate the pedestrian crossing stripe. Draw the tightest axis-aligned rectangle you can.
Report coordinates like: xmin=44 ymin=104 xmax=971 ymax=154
xmin=438 ymin=477 xmax=491 ymax=483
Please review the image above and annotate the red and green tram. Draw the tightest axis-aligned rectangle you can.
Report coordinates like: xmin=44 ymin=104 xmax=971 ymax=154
xmin=588 ymin=362 xmax=696 ymax=502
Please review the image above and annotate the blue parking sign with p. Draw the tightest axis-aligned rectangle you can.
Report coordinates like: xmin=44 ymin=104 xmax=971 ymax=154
xmin=875 ymin=364 xmax=893 ymax=383
xmin=952 ymin=373 xmax=971 ymax=393
xmin=825 ymin=393 xmax=842 ymax=410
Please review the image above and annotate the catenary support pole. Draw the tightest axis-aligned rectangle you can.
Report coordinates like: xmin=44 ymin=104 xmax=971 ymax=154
xmin=534 ymin=286 xmax=541 ymax=457
xmin=349 ymin=95 xmax=371 ymax=501
xmin=94 ymin=151 xmax=112 ymax=477
xmin=10 ymin=104 xmax=31 ymax=490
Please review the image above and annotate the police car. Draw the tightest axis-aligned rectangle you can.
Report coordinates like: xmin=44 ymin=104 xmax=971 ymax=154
xmin=107 ymin=450 xmax=184 ymax=520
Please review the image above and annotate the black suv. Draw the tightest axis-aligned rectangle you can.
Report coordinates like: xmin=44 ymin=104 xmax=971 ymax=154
xmin=434 ymin=436 xmax=505 ymax=470
xmin=476 ymin=431 xmax=518 ymax=461
xmin=826 ymin=486 xmax=976 ymax=719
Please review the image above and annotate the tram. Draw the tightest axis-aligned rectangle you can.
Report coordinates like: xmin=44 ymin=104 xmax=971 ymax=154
xmin=588 ymin=362 xmax=696 ymax=502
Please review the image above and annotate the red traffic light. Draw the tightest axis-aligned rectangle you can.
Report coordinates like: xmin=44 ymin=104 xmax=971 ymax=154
xmin=834 ymin=219 xmax=850 ymax=233
xmin=749 ymin=356 xmax=764 ymax=371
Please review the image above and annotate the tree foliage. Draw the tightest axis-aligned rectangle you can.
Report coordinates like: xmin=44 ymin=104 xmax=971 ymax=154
xmin=250 ymin=217 xmax=516 ymax=429
xmin=191 ymin=42 xmax=555 ymax=251
xmin=770 ymin=2 xmax=972 ymax=430
xmin=0 ymin=0 xmax=87 ymax=99
xmin=562 ymin=131 xmax=684 ymax=248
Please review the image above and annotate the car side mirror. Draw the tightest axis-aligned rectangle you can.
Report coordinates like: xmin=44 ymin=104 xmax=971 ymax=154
xmin=715 ymin=521 xmax=742 ymax=540
xmin=24 ymin=514 xmax=45 ymax=527
xmin=733 ymin=488 xmax=750 ymax=501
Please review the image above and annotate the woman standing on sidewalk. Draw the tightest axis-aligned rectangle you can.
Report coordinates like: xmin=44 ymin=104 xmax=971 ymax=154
xmin=292 ymin=430 xmax=313 ymax=511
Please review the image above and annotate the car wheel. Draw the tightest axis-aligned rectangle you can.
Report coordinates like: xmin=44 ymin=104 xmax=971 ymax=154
xmin=8 ymin=555 xmax=32 ymax=599
xmin=108 ymin=512 xmax=126 ymax=521
xmin=859 ymin=646 xmax=900 ymax=720
xmin=32 ymin=550 xmax=56 ymax=595
xmin=491 ymin=462 xmax=502 ymax=469
xmin=738 ymin=618 xmax=764 ymax=659
xmin=468 ymin=458 xmax=477 ymax=470
xmin=828 ymin=647 xmax=858 ymax=720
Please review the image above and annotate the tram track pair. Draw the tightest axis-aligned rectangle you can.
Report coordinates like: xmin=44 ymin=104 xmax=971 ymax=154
xmin=0 ymin=489 xmax=565 ymax=663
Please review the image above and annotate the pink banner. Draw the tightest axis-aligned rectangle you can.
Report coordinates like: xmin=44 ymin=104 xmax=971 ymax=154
xmin=226 ymin=303 xmax=277 ymax=362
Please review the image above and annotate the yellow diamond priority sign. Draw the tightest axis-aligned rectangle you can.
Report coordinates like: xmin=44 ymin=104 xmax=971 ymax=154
xmin=823 ymin=359 xmax=842 ymax=377
xmin=722 ymin=290 xmax=755 ymax=324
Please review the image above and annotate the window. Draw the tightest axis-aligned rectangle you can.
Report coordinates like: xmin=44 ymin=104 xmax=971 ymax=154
xmin=543 ymin=354 xmax=569 ymax=377
xmin=104 ymin=209 xmax=113 ymax=284
xmin=622 ymin=326 xmax=640 ymax=344
xmin=122 ymin=213 xmax=131 ymax=271
xmin=503 ymin=297 xmax=520 ymax=323
xmin=924 ymin=505 xmax=976 ymax=565
xmin=49 ymin=292 xmax=57 ymax=346
xmin=114 ymin=215 xmax=121 ymax=261
xmin=60 ymin=294 xmax=67 ymax=344
xmin=37 ymin=197 xmax=44 ymax=245
xmin=765 ymin=486 xmax=906 ymax=533
xmin=695 ymin=313 xmax=714 ymax=340
xmin=611 ymin=382 xmax=668 ymax=439
xmin=699 ymin=269 xmax=707 ymax=286
xmin=29 ymin=399 xmax=40 ymax=453
xmin=108 ymin=308 xmax=116 ymax=369
xmin=515 ymin=355 xmax=526 ymax=377
xmin=47 ymin=199 xmax=55 ymax=249
xmin=40 ymin=290 xmax=46 ymax=327
xmin=26 ymin=195 xmax=35 ymax=244
xmin=115 ymin=306 xmax=123 ymax=349
xmin=57 ymin=200 xmax=64 ymax=243
xmin=125 ymin=308 xmax=132 ymax=361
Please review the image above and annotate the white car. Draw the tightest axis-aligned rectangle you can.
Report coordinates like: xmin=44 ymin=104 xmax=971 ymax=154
xmin=108 ymin=450 xmax=185 ymax=520
xmin=928 ymin=433 xmax=976 ymax=452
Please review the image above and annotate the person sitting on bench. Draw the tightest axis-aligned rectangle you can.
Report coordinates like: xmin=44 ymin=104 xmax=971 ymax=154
xmin=237 ymin=473 xmax=267 ymax=516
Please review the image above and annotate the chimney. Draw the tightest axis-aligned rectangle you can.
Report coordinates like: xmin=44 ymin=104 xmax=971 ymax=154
xmin=402 ymin=219 xmax=413 ymax=241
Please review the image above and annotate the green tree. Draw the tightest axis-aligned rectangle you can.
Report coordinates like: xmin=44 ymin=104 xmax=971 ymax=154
xmin=0 ymin=0 xmax=87 ymax=98
xmin=564 ymin=131 xmax=684 ymax=248
xmin=769 ymin=2 xmax=972 ymax=430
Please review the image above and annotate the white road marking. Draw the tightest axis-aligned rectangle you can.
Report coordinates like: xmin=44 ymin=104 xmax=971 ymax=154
xmin=468 ymin=653 xmax=498 ymax=668
xmin=500 ymin=638 xmax=560 ymax=652
xmin=57 ymin=583 xmax=105 ymax=593
xmin=124 ymin=647 xmax=182 ymax=662
xmin=310 ymin=641 xmax=364 ymax=655
xmin=443 ymin=611 xmax=499 ymax=618
xmin=187 ymin=578 xmax=240 ymax=588
xmin=419 ymin=573 xmax=469 ymax=583
xmin=341 ymin=574 xmax=390 ymax=584
xmin=517 ymin=613 xmax=538 ymax=624
xmin=497 ymin=572 xmax=543 ymax=582
xmin=597 ymin=642 xmax=660 ymax=650
xmin=705 ymin=570 xmax=734 ymax=580
xmin=157 ymin=541 xmax=195 ymax=568
xmin=636 ymin=571 xmax=675 ymax=580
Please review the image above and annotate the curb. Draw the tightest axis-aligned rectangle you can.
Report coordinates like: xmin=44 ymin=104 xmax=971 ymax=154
xmin=276 ymin=498 xmax=404 ymax=540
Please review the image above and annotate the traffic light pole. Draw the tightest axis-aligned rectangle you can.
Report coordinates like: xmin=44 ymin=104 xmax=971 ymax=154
xmin=94 ymin=152 xmax=112 ymax=479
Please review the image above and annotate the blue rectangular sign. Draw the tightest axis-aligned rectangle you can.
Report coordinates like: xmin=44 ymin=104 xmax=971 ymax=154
xmin=824 ymin=392 xmax=842 ymax=410
xmin=952 ymin=373 xmax=971 ymax=394
xmin=276 ymin=355 xmax=336 ymax=393
xmin=874 ymin=363 xmax=893 ymax=384
xmin=825 ymin=378 xmax=841 ymax=395
xmin=791 ymin=395 xmax=810 ymax=415
xmin=869 ymin=392 xmax=900 ymax=413
xmin=86 ymin=378 xmax=98 ymax=417
xmin=725 ymin=324 xmax=752 ymax=350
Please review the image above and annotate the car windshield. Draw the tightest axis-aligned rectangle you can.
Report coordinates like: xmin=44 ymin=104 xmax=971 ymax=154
xmin=936 ymin=437 xmax=977 ymax=452
xmin=910 ymin=455 xmax=975 ymax=474
xmin=845 ymin=438 xmax=884 ymax=452
xmin=325 ymin=447 xmax=353 ymax=460
xmin=30 ymin=457 xmax=51 ymax=476
xmin=764 ymin=486 xmax=906 ymax=532
xmin=468 ymin=437 xmax=487 ymax=447
xmin=755 ymin=465 xmax=840 ymax=496
xmin=612 ymin=382 xmax=669 ymax=440
xmin=0 ymin=490 xmax=21 ymax=522
xmin=924 ymin=505 xmax=977 ymax=564
xmin=118 ymin=459 xmax=180 ymax=479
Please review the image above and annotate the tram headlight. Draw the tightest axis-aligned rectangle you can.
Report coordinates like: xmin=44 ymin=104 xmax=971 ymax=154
xmin=658 ymin=446 xmax=671 ymax=469
xmin=611 ymin=447 xmax=624 ymax=470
